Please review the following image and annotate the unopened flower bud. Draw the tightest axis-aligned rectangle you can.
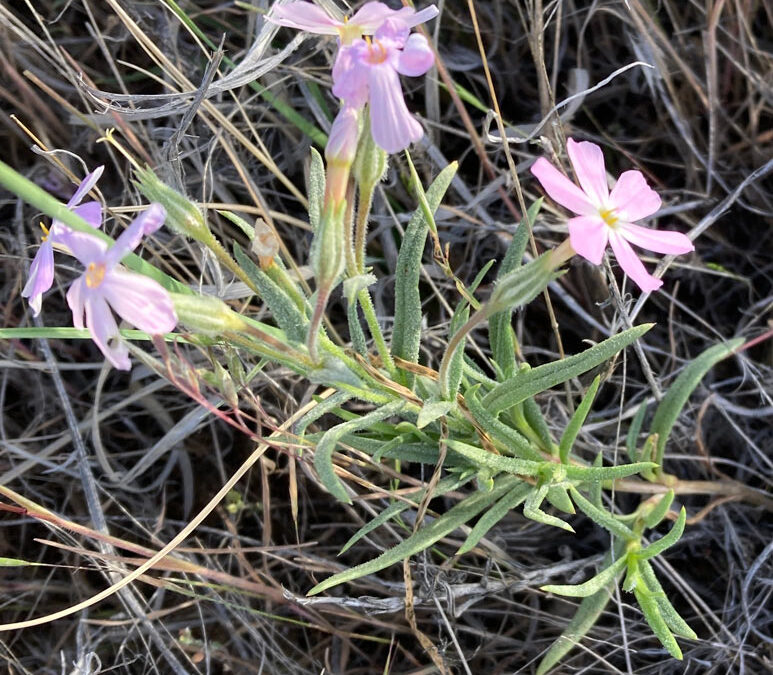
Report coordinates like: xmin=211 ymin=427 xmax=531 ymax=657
xmin=134 ymin=166 xmax=212 ymax=243
xmin=171 ymin=293 xmax=246 ymax=336
xmin=251 ymin=218 xmax=279 ymax=269
xmin=352 ymin=111 xmax=387 ymax=189
xmin=325 ymin=106 xmax=361 ymax=165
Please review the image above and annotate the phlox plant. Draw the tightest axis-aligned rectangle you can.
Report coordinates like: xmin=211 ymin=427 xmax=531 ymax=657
xmin=0 ymin=1 xmax=753 ymax=671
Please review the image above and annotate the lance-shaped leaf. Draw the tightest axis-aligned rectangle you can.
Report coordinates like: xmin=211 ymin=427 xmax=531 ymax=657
xmin=464 ymin=385 xmax=543 ymax=461
xmin=637 ymin=507 xmax=686 ymax=560
xmin=634 ymin=580 xmax=684 ymax=660
xmin=559 ymin=376 xmax=600 ymax=464
xmin=314 ymin=401 xmax=405 ymax=503
xmin=638 ymin=559 xmax=697 ymax=639
xmin=649 ymin=338 xmax=743 ymax=469
xmin=626 ymin=400 xmax=648 ymax=463
xmin=392 ymin=162 xmax=458 ymax=386
xmin=524 ymin=484 xmax=574 ymax=532
xmin=542 ymin=555 xmax=628 ymax=597
xmin=569 ymin=487 xmax=634 ymax=540
xmin=457 ymin=481 xmax=531 ymax=554
xmin=444 ymin=439 xmax=541 ymax=476
xmin=482 ymin=324 xmax=652 ymax=414
xmin=562 ymin=461 xmax=657 ymax=482
xmin=643 ymin=490 xmax=675 ymax=529
xmin=308 ymin=474 xmax=523 ymax=595
xmin=489 ymin=201 xmax=540 ymax=381
xmin=234 ymin=243 xmax=308 ymax=342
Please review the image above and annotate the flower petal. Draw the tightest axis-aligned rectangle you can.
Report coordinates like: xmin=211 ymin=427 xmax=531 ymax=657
xmin=66 ymin=165 xmax=104 ymax=208
xmin=72 ymin=201 xmax=103 ymax=229
xmin=367 ymin=64 xmax=423 ymax=153
xmin=350 ymin=2 xmax=399 ymax=32
xmin=396 ymin=33 xmax=434 ymax=77
xmin=56 ymin=227 xmax=109 ymax=266
xmin=530 ymin=157 xmax=596 ymax=216
xmin=609 ymin=170 xmax=661 ymax=221
xmin=22 ymin=239 xmax=55 ymax=316
xmin=608 ymin=231 xmax=662 ymax=292
xmin=85 ymin=294 xmax=130 ymax=370
xmin=267 ymin=2 xmax=340 ymax=34
xmin=66 ymin=276 xmax=87 ymax=329
xmin=332 ymin=43 xmax=370 ymax=107
xmin=100 ymin=270 xmax=178 ymax=335
xmin=619 ymin=222 xmax=694 ymax=255
xmin=568 ymin=215 xmax=609 ymax=265
xmin=567 ymin=138 xmax=609 ymax=206
xmin=325 ymin=105 xmax=360 ymax=162
xmin=105 ymin=203 xmax=166 ymax=269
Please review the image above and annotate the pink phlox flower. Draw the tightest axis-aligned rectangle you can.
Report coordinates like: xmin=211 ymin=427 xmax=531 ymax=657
xmin=60 ymin=203 xmax=177 ymax=370
xmin=530 ymin=138 xmax=694 ymax=292
xmin=22 ymin=166 xmax=104 ymax=315
xmin=332 ymin=18 xmax=435 ymax=153
xmin=268 ymin=1 xmax=438 ymax=44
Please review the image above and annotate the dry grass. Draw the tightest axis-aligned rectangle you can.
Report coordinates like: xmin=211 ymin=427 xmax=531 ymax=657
xmin=0 ymin=1 xmax=771 ymax=672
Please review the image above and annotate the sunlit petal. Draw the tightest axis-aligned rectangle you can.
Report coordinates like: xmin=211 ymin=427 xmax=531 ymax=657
xmin=566 ymin=138 xmax=609 ymax=206
xmin=530 ymin=158 xmax=596 ymax=216
xmin=610 ymin=170 xmax=661 ymax=221
xmin=608 ymin=231 xmax=663 ymax=292
xmin=619 ymin=222 xmax=694 ymax=255
xmin=568 ymin=216 xmax=609 ymax=265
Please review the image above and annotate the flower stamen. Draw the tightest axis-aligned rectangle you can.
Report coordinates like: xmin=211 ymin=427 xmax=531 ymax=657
xmin=85 ymin=262 xmax=106 ymax=288
xmin=39 ymin=221 xmax=50 ymax=242
xmin=599 ymin=208 xmax=619 ymax=227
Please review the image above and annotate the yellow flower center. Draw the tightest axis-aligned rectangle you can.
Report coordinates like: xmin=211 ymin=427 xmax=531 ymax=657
xmin=39 ymin=221 xmax=50 ymax=242
xmin=599 ymin=208 xmax=619 ymax=227
xmin=85 ymin=262 xmax=106 ymax=288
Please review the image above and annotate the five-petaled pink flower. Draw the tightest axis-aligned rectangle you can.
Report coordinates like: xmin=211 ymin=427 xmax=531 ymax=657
xmin=268 ymin=1 xmax=438 ymax=45
xmin=59 ymin=203 xmax=177 ymax=370
xmin=531 ymin=139 xmax=694 ymax=292
xmin=22 ymin=166 xmax=104 ymax=315
xmin=333 ymin=18 xmax=435 ymax=153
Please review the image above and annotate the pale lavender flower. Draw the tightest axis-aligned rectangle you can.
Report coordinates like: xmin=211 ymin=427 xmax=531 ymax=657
xmin=333 ymin=18 xmax=435 ymax=153
xmin=22 ymin=166 xmax=104 ymax=315
xmin=60 ymin=203 xmax=177 ymax=370
xmin=268 ymin=1 xmax=438 ymax=45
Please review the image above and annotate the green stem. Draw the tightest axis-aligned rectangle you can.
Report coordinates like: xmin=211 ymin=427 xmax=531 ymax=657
xmin=357 ymin=288 xmax=396 ymax=375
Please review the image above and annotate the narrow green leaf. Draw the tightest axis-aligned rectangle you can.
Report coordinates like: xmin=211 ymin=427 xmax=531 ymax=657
xmin=547 ymin=485 xmax=575 ymax=514
xmin=524 ymin=485 xmax=574 ymax=532
xmin=308 ymin=147 xmax=326 ymax=231
xmin=542 ymin=555 xmax=628 ymax=598
xmin=536 ymin=584 xmax=613 ymax=675
xmin=444 ymin=439 xmax=541 ymax=476
xmin=0 ymin=557 xmax=40 ymax=567
xmin=444 ymin=300 xmax=470 ymax=399
xmin=391 ymin=162 xmax=458 ymax=386
xmin=569 ymin=487 xmax=634 ymax=540
xmin=643 ymin=490 xmax=675 ymax=529
xmin=489 ymin=202 xmax=541 ymax=381
xmin=634 ymin=583 xmax=683 ymax=659
xmin=638 ymin=559 xmax=698 ymax=639
xmin=340 ymin=475 xmax=468 ymax=554
xmin=589 ymin=452 xmax=604 ymax=507
xmin=637 ymin=507 xmax=686 ymax=560
xmin=295 ymin=391 xmax=353 ymax=436
xmin=649 ymin=338 xmax=743 ymax=468
xmin=522 ymin=396 xmax=554 ymax=453
xmin=457 ymin=481 xmax=531 ymax=554
xmin=559 ymin=376 xmax=600 ymax=464
xmin=314 ymin=401 xmax=406 ymax=504
xmin=626 ymin=400 xmax=649 ymax=463
xmin=308 ymin=474 xmax=523 ymax=595
xmin=563 ymin=461 xmax=657 ymax=482
xmin=483 ymin=325 xmax=653 ymax=414
xmin=464 ymin=385 xmax=543 ymax=461
xmin=234 ymin=243 xmax=307 ymax=342
xmin=417 ymin=400 xmax=456 ymax=429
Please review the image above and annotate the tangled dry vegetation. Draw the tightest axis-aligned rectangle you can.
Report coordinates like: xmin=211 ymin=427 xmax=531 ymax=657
xmin=1 ymin=1 xmax=771 ymax=673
